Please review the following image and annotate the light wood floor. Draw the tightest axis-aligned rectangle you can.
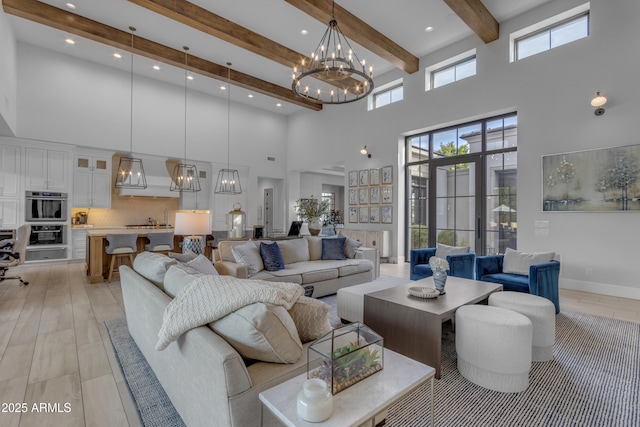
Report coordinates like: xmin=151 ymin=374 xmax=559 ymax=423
xmin=0 ymin=261 xmax=637 ymax=427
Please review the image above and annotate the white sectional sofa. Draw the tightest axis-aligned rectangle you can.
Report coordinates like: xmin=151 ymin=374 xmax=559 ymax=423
xmin=213 ymin=236 xmax=377 ymax=297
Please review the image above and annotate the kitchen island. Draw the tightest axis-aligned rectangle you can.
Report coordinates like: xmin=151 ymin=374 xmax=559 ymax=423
xmin=85 ymin=229 xmax=212 ymax=283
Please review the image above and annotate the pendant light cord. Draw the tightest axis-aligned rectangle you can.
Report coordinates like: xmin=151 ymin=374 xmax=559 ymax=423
xmin=129 ymin=27 xmax=135 ymax=157
xmin=183 ymin=47 xmax=189 ymax=164
xmin=226 ymin=62 xmax=232 ymax=171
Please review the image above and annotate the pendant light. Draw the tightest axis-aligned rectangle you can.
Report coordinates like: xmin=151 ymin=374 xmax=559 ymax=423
xmin=115 ymin=26 xmax=147 ymax=189
xmin=170 ymin=46 xmax=201 ymax=192
xmin=214 ymin=62 xmax=242 ymax=195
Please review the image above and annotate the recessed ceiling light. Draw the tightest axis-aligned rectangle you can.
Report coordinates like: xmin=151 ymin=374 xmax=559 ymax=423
xmin=153 ymin=65 xmax=160 ymax=70
xmin=301 ymin=29 xmax=308 ymax=35
xmin=276 ymin=103 xmax=282 ymax=107
xmin=187 ymin=75 xmax=194 ymax=81
xmin=425 ymin=26 xmax=434 ymax=32
xmin=65 ymin=38 xmax=75 ymax=45
xmin=248 ymin=94 xmax=254 ymax=98
xmin=65 ymin=3 xmax=76 ymax=10
xmin=113 ymin=53 xmax=122 ymax=59
xmin=220 ymin=85 xmax=227 ymax=90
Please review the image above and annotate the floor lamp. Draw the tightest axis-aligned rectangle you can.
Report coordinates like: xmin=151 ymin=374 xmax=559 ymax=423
xmin=174 ymin=212 xmax=210 ymax=255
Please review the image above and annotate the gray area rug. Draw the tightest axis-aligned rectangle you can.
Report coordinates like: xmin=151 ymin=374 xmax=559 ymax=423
xmin=105 ymin=306 xmax=639 ymax=427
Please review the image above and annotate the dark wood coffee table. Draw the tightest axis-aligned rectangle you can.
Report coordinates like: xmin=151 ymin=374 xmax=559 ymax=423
xmin=363 ymin=276 xmax=502 ymax=378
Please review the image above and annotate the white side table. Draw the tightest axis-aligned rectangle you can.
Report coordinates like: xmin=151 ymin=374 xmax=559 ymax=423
xmin=259 ymin=349 xmax=435 ymax=427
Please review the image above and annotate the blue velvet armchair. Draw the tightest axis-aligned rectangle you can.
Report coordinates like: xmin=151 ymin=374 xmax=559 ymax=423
xmin=475 ymin=255 xmax=560 ymax=313
xmin=410 ymin=248 xmax=475 ymax=281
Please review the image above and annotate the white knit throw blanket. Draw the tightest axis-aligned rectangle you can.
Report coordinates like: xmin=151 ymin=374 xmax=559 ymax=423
xmin=156 ymin=275 xmax=304 ymax=350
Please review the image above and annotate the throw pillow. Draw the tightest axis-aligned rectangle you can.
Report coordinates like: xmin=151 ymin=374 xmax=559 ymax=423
xmin=133 ymin=251 xmax=177 ymax=289
xmin=503 ymin=248 xmax=555 ymax=276
xmin=168 ymin=251 xmax=198 ymax=263
xmin=288 ymin=296 xmax=331 ymax=343
xmin=163 ymin=264 xmax=204 ymax=298
xmin=209 ymin=302 xmax=303 ymax=363
xmin=338 ymin=232 xmax=363 ymax=258
xmin=186 ymin=254 xmax=218 ymax=276
xmin=435 ymin=243 xmax=470 ymax=259
xmin=260 ymin=242 xmax=285 ymax=272
xmin=277 ymin=238 xmax=310 ymax=264
xmin=231 ymin=242 xmax=264 ymax=277
xmin=321 ymin=237 xmax=347 ymax=260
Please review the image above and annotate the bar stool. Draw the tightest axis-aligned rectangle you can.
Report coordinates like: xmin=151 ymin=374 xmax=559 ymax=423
xmin=145 ymin=231 xmax=174 ymax=255
xmin=105 ymin=233 xmax=138 ymax=282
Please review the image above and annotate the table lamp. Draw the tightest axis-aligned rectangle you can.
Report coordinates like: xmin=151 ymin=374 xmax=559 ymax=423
xmin=174 ymin=212 xmax=210 ymax=255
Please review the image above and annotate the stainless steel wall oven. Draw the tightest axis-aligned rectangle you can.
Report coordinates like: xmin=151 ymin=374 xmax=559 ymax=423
xmin=25 ymin=191 xmax=68 ymax=222
xmin=25 ymin=225 xmax=67 ymax=261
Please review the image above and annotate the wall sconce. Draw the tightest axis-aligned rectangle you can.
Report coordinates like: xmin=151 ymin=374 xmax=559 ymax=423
xmin=591 ymin=92 xmax=607 ymax=116
xmin=360 ymin=146 xmax=372 ymax=158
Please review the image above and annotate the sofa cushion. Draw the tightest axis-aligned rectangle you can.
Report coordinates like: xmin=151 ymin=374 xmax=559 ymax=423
xmin=168 ymin=251 xmax=198 ymax=263
xmin=231 ymin=242 xmax=264 ymax=277
xmin=277 ymin=238 xmax=310 ymax=264
xmin=251 ymin=270 xmax=303 ymax=284
xmin=133 ymin=251 xmax=177 ymax=290
xmin=186 ymin=254 xmax=218 ymax=276
xmin=338 ymin=259 xmax=373 ymax=277
xmin=321 ymin=237 xmax=347 ymax=260
xmin=338 ymin=232 xmax=363 ymax=258
xmin=305 ymin=236 xmax=334 ymax=261
xmin=260 ymin=242 xmax=285 ymax=272
xmin=481 ymin=272 xmax=530 ymax=293
xmin=209 ymin=302 xmax=303 ymax=363
xmin=435 ymin=243 xmax=470 ymax=259
xmin=503 ymin=248 xmax=555 ymax=276
xmin=164 ymin=264 xmax=204 ymax=298
xmin=288 ymin=296 xmax=331 ymax=343
xmin=301 ymin=268 xmax=339 ymax=283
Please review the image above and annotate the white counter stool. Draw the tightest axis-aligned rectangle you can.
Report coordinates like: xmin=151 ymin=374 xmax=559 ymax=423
xmin=145 ymin=232 xmax=174 ymax=255
xmin=456 ymin=304 xmax=532 ymax=392
xmin=489 ymin=291 xmax=556 ymax=362
xmin=106 ymin=233 xmax=138 ymax=282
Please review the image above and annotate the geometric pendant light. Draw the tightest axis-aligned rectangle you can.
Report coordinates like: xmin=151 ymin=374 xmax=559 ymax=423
xmin=214 ymin=62 xmax=242 ymax=195
xmin=170 ymin=46 xmax=201 ymax=192
xmin=115 ymin=26 xmax=147 ymax=189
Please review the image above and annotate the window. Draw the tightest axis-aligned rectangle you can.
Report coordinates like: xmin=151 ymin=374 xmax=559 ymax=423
xmin=431 ymin=56 xmax=476 ymax=89
xmin=511 ymin=3 xmax=590 ymax=62
xmin=368 ymin=78 xmax=403 ymax=110
xmin=425 ymin=49 xmax=476 ymax=91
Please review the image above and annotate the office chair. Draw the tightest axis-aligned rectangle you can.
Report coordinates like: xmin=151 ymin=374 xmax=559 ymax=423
xmin=0 ymin=224 xmax=31 ymax=286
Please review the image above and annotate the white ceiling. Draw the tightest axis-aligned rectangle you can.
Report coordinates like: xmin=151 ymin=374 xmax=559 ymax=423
xmin=8 ymin=0 xmax=551 ymax=115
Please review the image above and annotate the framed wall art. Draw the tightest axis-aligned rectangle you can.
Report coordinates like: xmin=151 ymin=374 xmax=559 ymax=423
xmin=359 ymin=188 xmax=369 ymax=204
xmin=542 ymin=144 xmax=640 ymax=212
xmin=359 ymin=207 xmax=369 ymax=223
xmin=348 ymin=189 xmax=357 ymax=205
xmin=370 ymin=187 xmax=380 ymax=204
xmin=369 ymin=206 xmax=380 ymax=223
xmin=370 ymin=168 xmax=380 ymax=185
xmin=348 ymin=171 xmax=358 ymax=187
xmin=381 ymin=206 xmax=393 ymax=224
xmin=382 ymin=187 xmax=393 ymax=204
xmin=349 ymin=207 xmax=358 ymax=223
xmin=381 ymin=166 xmax=393 ymax=185
xmin=359 ymin=169 xmax=369 ymax=186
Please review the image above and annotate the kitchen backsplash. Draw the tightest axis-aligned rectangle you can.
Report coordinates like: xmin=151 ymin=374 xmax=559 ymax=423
xmin=72 ymin=194 xmax=180 ymax=227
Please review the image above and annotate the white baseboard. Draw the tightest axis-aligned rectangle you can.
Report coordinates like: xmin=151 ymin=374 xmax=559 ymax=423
xmin=560 ymin=278 xmax=640 ymax=301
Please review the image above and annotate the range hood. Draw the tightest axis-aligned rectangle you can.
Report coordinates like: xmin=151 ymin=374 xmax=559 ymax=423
xmin=116 ymin=155 xmax=179 ymax=198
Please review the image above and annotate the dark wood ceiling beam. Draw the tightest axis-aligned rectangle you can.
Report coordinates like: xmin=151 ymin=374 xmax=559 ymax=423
xmin=2 ymin=0 xmax=322 ymax=111
xmin=284 ymin=0 xmax=419 ymax=74
xmin=443 ymin=0 xmax=499 ymax=43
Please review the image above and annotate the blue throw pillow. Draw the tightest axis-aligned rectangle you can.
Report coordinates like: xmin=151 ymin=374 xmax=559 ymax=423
xmin=260 ymin=242 xmax=285 ymax=272
xmin=321 ymin=237 xmax=346 ymax=260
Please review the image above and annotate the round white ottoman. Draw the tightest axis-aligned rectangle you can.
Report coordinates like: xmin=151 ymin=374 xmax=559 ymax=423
xmin=455 ymin=305 xmax=532 ymax=393
xmin=489 ymin=291 xmax=556 ymax=362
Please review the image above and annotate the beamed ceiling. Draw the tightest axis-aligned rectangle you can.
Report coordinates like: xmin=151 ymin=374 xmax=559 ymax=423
xmin=3 ymin=0 xmax=551 ymax=114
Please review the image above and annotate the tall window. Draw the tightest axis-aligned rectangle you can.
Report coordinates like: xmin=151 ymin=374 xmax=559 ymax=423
xmin=322 ymin=192 xmax=335 ymax=223
xmin=405 ymin=113 xmax=518 ymax=258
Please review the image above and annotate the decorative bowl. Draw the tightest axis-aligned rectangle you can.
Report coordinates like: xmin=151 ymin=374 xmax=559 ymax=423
xmin=408 ymin=286 xmax=439 ymax=299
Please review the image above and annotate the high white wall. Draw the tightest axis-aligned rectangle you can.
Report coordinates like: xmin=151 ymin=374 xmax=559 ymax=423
xmin=14 ymin=42 xmax=289 ymax=230
xmin=287 ymin=0 xmax=640 ymax=299
xmin=0 ymin=11 xmax=17 ymax=136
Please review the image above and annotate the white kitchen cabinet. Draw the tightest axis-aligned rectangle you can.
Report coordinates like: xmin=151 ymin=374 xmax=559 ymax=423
xmin=179 ymin=164 xmax=210 ymax=210
xmin=71 ymin=228 xmax=87 ymax=260
xmin=0 ymin=144 xmax=21 ymax=197
xmin=25 ymin=147 xmax=69 ymax=191
xmin=72 ymin=154 xmax=111 ymax=208
xmin=0 ymin=198 xmax=20 ymax=229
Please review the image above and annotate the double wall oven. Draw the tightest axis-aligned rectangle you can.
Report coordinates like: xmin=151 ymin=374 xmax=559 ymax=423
xmin=25 ymin=191 xmax=68 ymax=261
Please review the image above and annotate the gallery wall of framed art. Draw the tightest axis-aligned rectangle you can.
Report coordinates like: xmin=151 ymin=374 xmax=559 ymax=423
xmin=348 ymin=165 xmax=393 ymax=224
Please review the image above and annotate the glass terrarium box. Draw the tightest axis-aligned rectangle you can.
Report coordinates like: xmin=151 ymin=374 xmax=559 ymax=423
xmin=307 ymin=322 xmax=383 ymax=395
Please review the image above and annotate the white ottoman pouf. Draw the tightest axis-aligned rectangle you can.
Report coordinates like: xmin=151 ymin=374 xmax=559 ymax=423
xmin=337 ymin=280 xmax=406 ymax=323
xmin=489 ymin=291 xmax=556 ymax=362
xmin=456 ymin=305 xmax=533 ymax=392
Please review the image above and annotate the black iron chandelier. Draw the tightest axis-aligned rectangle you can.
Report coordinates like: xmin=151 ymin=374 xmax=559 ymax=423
xmin=291 ymin=1 xmax=374 ymax=104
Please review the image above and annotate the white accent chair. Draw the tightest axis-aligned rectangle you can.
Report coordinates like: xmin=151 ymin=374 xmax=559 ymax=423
xmin=0 ymin=224 xmax=31 ymax=286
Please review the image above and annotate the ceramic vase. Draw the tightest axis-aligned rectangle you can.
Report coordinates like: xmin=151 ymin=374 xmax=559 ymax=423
xmin=433 ymin=269 xmax=447 ymax=294
xmin=308 ymin=217 xmax=323 ymax=236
